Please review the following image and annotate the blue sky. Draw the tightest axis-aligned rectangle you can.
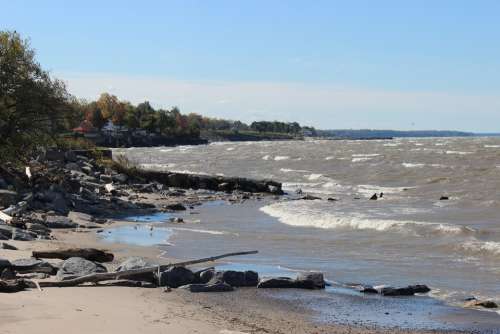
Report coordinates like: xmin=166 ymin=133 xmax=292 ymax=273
xmin=2 ymin=0 xmax=500 ymax=131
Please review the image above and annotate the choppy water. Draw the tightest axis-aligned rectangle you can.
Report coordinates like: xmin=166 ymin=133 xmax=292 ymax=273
xmin=115 ymin=137 xmax=500 ymax=312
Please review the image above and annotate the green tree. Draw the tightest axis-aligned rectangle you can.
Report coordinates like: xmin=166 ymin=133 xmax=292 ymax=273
xmin=0 ymin=30 xmax=72 ymax=161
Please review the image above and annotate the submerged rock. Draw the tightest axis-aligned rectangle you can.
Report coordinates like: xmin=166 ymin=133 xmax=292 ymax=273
xmin=296 ymin=272 xmax=325 ymax=289
xmin=464 ymin=300 xmax=498 ymax=309
xmin=376 ymin=284 xmax=431 ymax=296
xmin=257 ymin=277 xmax=315 ymax=289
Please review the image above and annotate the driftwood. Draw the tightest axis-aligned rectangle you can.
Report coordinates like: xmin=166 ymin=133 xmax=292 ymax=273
xmin=37 ymin=250 xmax=258 ymax=288
xmin=33 ymin=248 xmax=114 ymax=263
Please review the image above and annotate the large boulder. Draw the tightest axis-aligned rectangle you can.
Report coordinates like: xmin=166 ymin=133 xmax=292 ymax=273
xmin=56 ymin=257 xmax=107 ymax=281
xmin=0 ymin=225 xmax=13 ymax=239
xmin=377 ymin=284 xmax=431 ymax=296
xmin=11 ymin=258 xmax=55 ymax=274
xmin=213 ymin=270 xmax=259 ymax=287
xmin=112 ymin=173 xmax=128 ymax=184
xmin=296 ymin=272 xmax=325 ymax=289
xmin=12 ymin=228 xmax=37 ymax=241
xmin=464 ymin=299 xmax=498 ymax=309
xmin=181 ymin=282 xmax=234 ymax=293
xmin=158 ymin=266 xmax=195 ymax=288
xmin=43 ymin=215 xmax=78 ymax=229
xmin=257 ymin=277 xmax=315 ymax=289
xmin=0 ymin=258 xmax=12 ymax=271
xmin=116 ymin=257 xmax=156 ymax=282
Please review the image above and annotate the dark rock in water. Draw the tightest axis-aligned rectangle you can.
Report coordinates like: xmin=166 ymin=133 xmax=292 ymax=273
xmin=327 ymin=197 xmax=338 ymax=201
xmin=377 ymin=284 xmax=431 ymax=296
xmin=296 ymin=272 xmax=325 ymax=289
xmin=0 ymin=242 xmax=17 ymax=250
xmin=354 ymin=285 xmax=378 ymax=294
xmin=43 ymin=216 xmax=78 ymax=229
xmin=440 ymin=196 xmax=449 ymax=200
xmin=379 ymin=192 xmax=384 ymax=198
xmin=158 ymin=266 xmax=195 ymax=288
xmin=257 ymin=277 xmax=315 ymax=289
xmin=0 ymin=189 xmax=19 ymax=207
xmin=370 ymin=193 xmax=378 ymax=200
xmin=169 ymin=217 xmax=184 ymax=224
xmin=11 ymin=258 xmax=55 ymax=274
xmin=0 ymin=258 xmax=12 ymax=271
xmin=182 ymin=282 xmax=234 ymax=293
xmin=1 ymin=267 xmax=16 ymax=280
xmin=56 ymin=257 xmax=107 ymax=281
xmin=117 ymin=257 xmax=156 ymax=282
xmin=165 ymin=203 xmax=187 ymax=211
xmin=464 ymin=300 xmax=498 ymax=309
xmin=300 ymin=194 xmax=321 ymax=200
xmin=213 ymin=270 xmax=259 ymax=287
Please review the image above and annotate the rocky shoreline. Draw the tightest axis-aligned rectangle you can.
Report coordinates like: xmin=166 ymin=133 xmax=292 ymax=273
xmin=0 ymin=150 xmax=498 ymax=333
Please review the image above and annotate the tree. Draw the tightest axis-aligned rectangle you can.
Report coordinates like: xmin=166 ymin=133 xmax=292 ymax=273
xmin=0 ymin=30 xmax=72 ymax=161
xmin=85 ymin=102 xmax=106 ymax=129
xmin=96 ymin=92 xmax=120 ymax=120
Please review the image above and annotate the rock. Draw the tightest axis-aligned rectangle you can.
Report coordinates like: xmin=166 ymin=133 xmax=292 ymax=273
xmin=33 ymin=248 xmax=114 ymax=263
xmin=81 ymin=166 xmax=93 ymax=175
xmin=0 ymin=177 xmax=8 ymax=189
xmin=56 ymin=257 xmax=107 ymax=281
xmin=0 ymin=279 xmax=29 ymax=293
xmin=1 ymin=267 xmax=16 ymax=280
xmin=296 ymin=272 xmax=325 ymax=289
xmin=440 ymin=196 xmax=449 ymax=200
xmin=64 ymin=150 xmax=78 ymax=162
xmin=195 ymin=268 xmax=215 ymax=284
xmin=257 ymin=277 xmax=315 ymax=289
xmin=355 ymin=285 xmax=378 ymax=294
xmin=158 ymin=266 xmax=195 ymax=288
xmin=300 ymin=194 xmax=321 ymax=200
xmin=370 ymin=193 xmax=378 ymax=200
xmin=116 ymin=257 xmax=156 ymax=282
xmin=212 ymin=270 xmax=259 ymax=287
xmin=43 ymin=215 xmax=78 ymax=229
xmin=169 ymin=217 xmax=184 ymax=224
xmin=26 ymin=223 xmax=51 ymax=237
xmin=112 ymin=173 xmax=128 ymax=184
xmin=65 ymin=163 xmax=81 ymax=172
xmin=0 ymin=190 xmax=19 ymax=207
xmin=327 ymin=197 xmax=338 ymax=201
xmin=0 ymin=242 xmax=17 ymax=250
xmin=165 ymin=203 xmax=187 ymax=211
xmin=464 ymin=300 xmax=498 ymax=309
xmin=0 ymin=225 xmax=13 ymax=239
xmin=11 ymin=258 xmax=55 ymax=274
xmin=99 ymin=174 xmax=113 ymax=183
xmin=0 ymin=258 xmax=12 ymax=271
xmin=182 ymin=282 xmax=234 ymax=293
xmin=377 ymin=284 xmax=431 ymax=296
xmin=12 ymin=228 xmax=37 ymax=241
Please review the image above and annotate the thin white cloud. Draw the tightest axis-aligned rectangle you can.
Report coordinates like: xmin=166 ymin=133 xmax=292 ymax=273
xmin=58 ymin=72 xmax=500 ymax=132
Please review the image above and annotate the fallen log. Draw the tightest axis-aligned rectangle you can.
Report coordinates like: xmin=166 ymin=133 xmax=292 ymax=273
xmin=37 ymin=250 xmax=258 ymax=288
xmin=33 ymin=248 xmax=114 ymax=263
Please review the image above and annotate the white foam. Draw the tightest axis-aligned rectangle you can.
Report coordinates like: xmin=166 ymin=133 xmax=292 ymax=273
xmin=226 ymin=147 xmax=235 ymax=151
xmin=352 ymin=154 xmax=381 ymax=157
xmin=139 ymin=163 xmax=176 ymax=170
xmin=307 ymin=173 xmax=323 ymax=181
xmin=402 ymin=162 xmax=425 ymax=168
xmin=171 ymin=227 xmax=227 ymax=235
xmin=461 ymin=240 xmax=500 ymax=256
xmin=274 ymin=156 xmax=290 ymax=161
xmin=262 ymin=155 xmax=270 ymax=160
xmin=352 ymin=157 xmax=373 ymax=162
xmin=325 ymin=156 xmax=335 ymax=160
xmin=280 ymin=168 xmax=310 ymax=173
xmin=383 ymin=143 xmax=399 ymax=147
xmin=484 ymin=145 xmax=500 ymax=148
xmin=260 ymin=202 xmax=470 ymax=236
xmin=446 ymin=150 xmax=472 ymax=155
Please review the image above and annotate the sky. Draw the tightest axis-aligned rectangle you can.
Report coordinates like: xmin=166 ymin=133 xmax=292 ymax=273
xmin=2 ymin=0 xmax=500 ymax=131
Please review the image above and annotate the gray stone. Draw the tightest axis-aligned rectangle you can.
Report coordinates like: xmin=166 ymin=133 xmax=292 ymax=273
xmin=296 ymin=272 xmax=325 ymax=289
xmin=56 ymin=257 xmax=107 ymax=281
xmin=213 ymin=270 xmax=259 ymax=287
xmin=464 ymin=300 xmax=498 ymax=309
xmin=43 ymin=215 xmax=78 ymax=229
xmin=81 ymin=166 xmax=93 ymax=175
xmin=11 ymin=258 xmax=55 ymax=274
xmin=0 ymin=242 xmax=17 ymax=250
xmin=257 ymin=277 xmax=315 ymax=289
xmin=64 ymin=151 xmax=78 ymax=162
xmin=99 ymin=174 xmax=113 ymax=183
xmin=0 ymin=258 xmax=12 ymax=271
xmin=12 ymin=228 xmax=37 ymax=241
xmin=65 ymin=162 xmax=81 ymax=171
xmin=112 ymin=173 xmax=128 ymax=184
xmin=0 ymin=190 xmax=19 ymax=207
xmin=116 ymin=257 xmax=156 ymax=282
xmin=0 ymin=225 xmax=13 ymax=239
xmin=158 ymin=266 xmax=195 ymax=288
xmin=1 ymin=267 xmax=16 ymax=280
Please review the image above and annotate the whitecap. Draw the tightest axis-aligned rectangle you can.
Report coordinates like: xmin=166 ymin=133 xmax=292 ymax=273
xmin=402 ymin=162 xmax=425 ymax=168
xmin=262 ymin=155 xmax=270 ymax=160
xmin=274 ymin=156 xmax=290 ymax=161
xmin=484 ymin=145 xmax=500 ymax=148
xmin=446 ymin=150 xmax=472 ymax=155
xmin=461 ymin=240 xmax=500 ymax=256
xmin=307 ymin=173 xmax=323 ymax=181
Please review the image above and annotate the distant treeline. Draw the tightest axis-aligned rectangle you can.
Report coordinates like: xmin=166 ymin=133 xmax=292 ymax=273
xmin=317 ymin=129 xmax=475 ymax=139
